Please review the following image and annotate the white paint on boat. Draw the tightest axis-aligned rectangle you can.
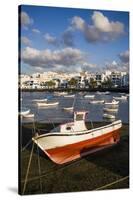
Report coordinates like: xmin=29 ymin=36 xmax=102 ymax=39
xmin=23 ymin=113 xmax=35 ymax=118
xmin=19 ymin=109 xmax=30 ymax=116
xmin=84 ymin=95 xmax=95 ymax=98
xmin=103 ymin=113 xmax=115 ymax=119
xmin=32 ymin=98 xmax=47 ymax=102
xmin=103 ymin=108 xmax=118 ymax=112
xmin=89 ymin=100 xmax=104 ymax=104
xmin=104 ymin=99 xmax=119 ymax=105
xmin=37 ymin=101 xmax=59 ymax=107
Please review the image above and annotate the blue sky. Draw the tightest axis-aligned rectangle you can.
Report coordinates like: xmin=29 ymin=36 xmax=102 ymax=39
xmin=20 ymin=5 xmax=129 ymax=74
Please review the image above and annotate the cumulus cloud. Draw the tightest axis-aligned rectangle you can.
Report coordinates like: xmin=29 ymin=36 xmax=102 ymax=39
xmin=20 ymin=11 xmax=33 ymax=28
xmin=32 ymin=28 xmax=40 ymax=34
xmin=105 ymin=50 xmax=129 ymax=72
xmin=119 ymin=50 xmax=129 ymax=63
xmin=71 ymin=16 xmax=85 ymax=31
xmin=44 ymin=33 xmax=58 ymax=45
xmin=62 ymin=28 xmax=74 ymax=47
xmin=92 ymin=11 xmax=124 ymax=33
xmin=105 ymin=60 xmax=120 ymax=71
xmin=21 ymin=36 xmax=32 ymax=46
xmin=21 ymin=47 xmax=95 ymax=72
xmin=71 ymin=11 xmax=125 ymax=43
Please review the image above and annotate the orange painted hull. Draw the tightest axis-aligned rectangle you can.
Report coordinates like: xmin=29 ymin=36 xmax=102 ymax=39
xmin=44 ymin=129 xmax=120 ymax=164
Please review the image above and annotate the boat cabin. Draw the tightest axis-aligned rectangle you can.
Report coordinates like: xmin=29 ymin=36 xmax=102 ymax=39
xmin=60 ymin=111 xmax=88 ymax=133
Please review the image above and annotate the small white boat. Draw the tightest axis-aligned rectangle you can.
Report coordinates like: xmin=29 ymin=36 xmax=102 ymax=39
xmin=63 ymin=107 xmax=74 ymax=111
xmin=84 ymin=95 xmax=95 ymax=98
xmin=64 ymin=94 xmax=75 ymax=98
xmin=32 ymin=98 xmax=47 ymax=102
xmin=19 ymin=109 xmax=30 ymax=116
xmin=104 ymin=91 xmax=110 ymax=95
xmin=37 ymin=101 xmax=59 ymax=107
xmin=55 ymin=92 xmax=68 ymax=96
xmin=103 ymin=108 xmax=118 ymax=112
xmin=96 ymin=91 xmax=102 ymax=94
xmin=23 ymin=113 xmax=35 ymax=118
xmin=89 ymin=100 xmax=104 ymax=104
xmin=96 ymin=91 xmax=110 ymax=95
xmin=103 ymin=113 xmax=115 ymax=119
xmin=119 ymin=93 xmax=126 ymax=95
xmin=104 ymin=99 xmax=119 ymax=105
xmin=113 ymin=95 xmax=127 ymax=100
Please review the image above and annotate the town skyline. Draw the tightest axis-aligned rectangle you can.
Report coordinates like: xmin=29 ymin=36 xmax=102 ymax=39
xmin=20 ymin=5 xmax=129 ymax=74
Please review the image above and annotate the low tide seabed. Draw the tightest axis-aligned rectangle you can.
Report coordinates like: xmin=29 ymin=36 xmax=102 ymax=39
xmin=19 ymin=122 xmax=129 ymax=195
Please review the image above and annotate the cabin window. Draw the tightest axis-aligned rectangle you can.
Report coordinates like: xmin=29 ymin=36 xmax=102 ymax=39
xmin=66 ymin=127 xmax=71 ymax=130
xmin=76 ymin=114 xmax=84 ymax=121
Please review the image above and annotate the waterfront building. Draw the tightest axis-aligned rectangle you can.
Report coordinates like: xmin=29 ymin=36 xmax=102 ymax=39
xmin=95 ymin=72 xmax=106 ymax=86
xmin=19 ymin=70 xmax=129 ymax=90
xmin=121 ymin=73 xmax=129 ymax=87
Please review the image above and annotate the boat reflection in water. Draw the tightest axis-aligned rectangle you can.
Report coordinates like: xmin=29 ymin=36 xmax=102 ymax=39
xmin=32 ymin=111 xmax=122 ymax=164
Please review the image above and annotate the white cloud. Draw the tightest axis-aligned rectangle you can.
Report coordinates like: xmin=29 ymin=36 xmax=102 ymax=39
xmin=32 ymin=28 xmax=40 ymax=34
xmin=44 ymin=33 xmax=58 ymax=45
xmin=21 ymin=11 xmax=33 ymax=28
xmin=21 ymin=36 xmax=31 ymax=46
xmin=71 ymin=11 xmax=125 ymax=43
xmin=21 ymin=47 xmax=95 ymax=72
xmin=119 ymin=50 xmax=129 ymax=63
xmin=92 ymin=11 xmax=124 ymax=34
xmin=62 ymin=28 xmax=74 ymax=47
xmin=112 ymin=60 xmax=117 ymax=66
xmin=105 ymin=50 xmax=129 ymax=72
xmin=71 ymin=16 xmax=85 ymax=31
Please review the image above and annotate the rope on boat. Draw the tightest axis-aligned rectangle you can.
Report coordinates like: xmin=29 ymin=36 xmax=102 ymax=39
xmin=22 ymin=113 xmax=43 ymax=194
xmin=36 ymin=141 xmax=43 ymax=193
xmin=94 ymin=176 xmax=129 ymax=190
xmin=21 ymin=116 xmax=36 ymax=152
xmin=21 ymin=155 xmax=85 ymax=183
xmin=21 ymin=139 xmax=32 ymax=152
xmin=22 ymin=142 xmax=35 ymax=195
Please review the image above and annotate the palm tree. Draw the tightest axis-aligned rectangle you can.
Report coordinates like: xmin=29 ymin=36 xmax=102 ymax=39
xmin=68 ymin=78 xmax=78 ymax=88
xmin=89 ymin=78 xmax=97 ymax=88
xmin=45 ymin=81 xmax=56 ymax=88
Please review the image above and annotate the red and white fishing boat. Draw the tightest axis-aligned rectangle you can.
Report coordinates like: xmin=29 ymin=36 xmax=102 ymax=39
xmin=32 ymin=111 xmax=122 ymax=164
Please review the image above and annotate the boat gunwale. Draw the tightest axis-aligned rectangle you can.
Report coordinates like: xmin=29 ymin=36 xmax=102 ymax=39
xmin=33 ymin=120 xmax=122 ymax=139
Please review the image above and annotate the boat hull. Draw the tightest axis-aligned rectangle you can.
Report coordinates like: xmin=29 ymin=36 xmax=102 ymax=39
xmin=40 ymin=129 xmax=120 ymax=164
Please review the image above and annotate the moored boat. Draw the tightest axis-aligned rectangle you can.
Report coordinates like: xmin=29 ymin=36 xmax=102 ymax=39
xmin=64 ymin=94 xmax=75 ymax=98
xmin=103 ymin=108 xmax=118 ymax=112
xmin=96 ymin=91 xmax=110 ymax=95
xmin=63 ymin=107 xmax=74 ymax=111
xmin=32 ymin=98 xmax=47 ymax=102
xmin=54 ymin=92 xmax=68 ymax=96
xmin=84 ymin=94 xmax=95 ymax=98
xmin=104 ymin=91 xmax=110 ymax=95
xmin=37 ymin=101 xmax=59 ymax=107
xmin=103 ymin=113 xmax=115 ymax=119
xmin=23 ymin=113 xmax=35 ymax=118
xmin=113 ymin=95 xmax=127 ymax=100
xmin=104 ymin=99 xmax=119 ymax=105
xmin=89 ymin=100 xmax=104 ymax=104
xmin=32 ymin=111 xmax=122 ymax=164
xmin=19 ymin=109 xmax=30 ymax=116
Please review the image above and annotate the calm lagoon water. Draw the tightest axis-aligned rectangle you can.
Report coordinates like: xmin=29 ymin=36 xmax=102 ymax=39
xmin=20 ymin=91 xmax=129 ymax=124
